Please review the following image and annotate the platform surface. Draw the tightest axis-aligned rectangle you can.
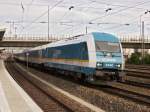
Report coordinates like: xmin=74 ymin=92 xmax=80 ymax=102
xmin=0 ymin=60 xmax=43 ymax=112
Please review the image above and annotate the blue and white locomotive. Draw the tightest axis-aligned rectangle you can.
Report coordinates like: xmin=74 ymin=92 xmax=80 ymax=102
xmin=15 ymin=32 xmax=125 ymax=83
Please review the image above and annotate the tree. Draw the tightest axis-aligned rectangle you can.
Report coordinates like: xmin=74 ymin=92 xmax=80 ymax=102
xmin=127 ymin=52 xmax=141 ymax=64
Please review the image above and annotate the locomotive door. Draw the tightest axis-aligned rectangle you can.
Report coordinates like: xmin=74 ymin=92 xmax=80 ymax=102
xmin=38 ymin=49 xmax=42 ymax=63
xmin=39 ymin=50 xmax=42 ymax=58
xmin=81 ymin=42 xmax=88 ymax=60
xmin=80 ymin=42 xmax=88 ymax=67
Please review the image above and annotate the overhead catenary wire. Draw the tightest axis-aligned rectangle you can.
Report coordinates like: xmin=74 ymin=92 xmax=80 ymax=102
xmin=25 ymin=0 xmax=35 ymax=20
xmin=19 ymin=0 xmax=65 ymax=34
xmin=20 ymin=1 xmax=25 ymax=31
xmin=87 ymin=0 xmax=146 ymax=10
xmin=2 ymin=0 xmax=150 ymax=35
xmin=53 ymin=0 xmax=150 ymax=27
xmin=18 ymin=10 xmax=48 ymax=34
xmin=50 ymin=0 xmax=96 ymax=25
xmin=58 ymin=11 xmax=146 ymax=36
xmin=56 ymin=0 xmax=150 ymax=36
xmin=99 ymin=11 xmax=150 ymax=33
xmin=89 ymin=0 xmax=150 ymax=22
xmin=0 ymin=2 xmax=48 ymax=6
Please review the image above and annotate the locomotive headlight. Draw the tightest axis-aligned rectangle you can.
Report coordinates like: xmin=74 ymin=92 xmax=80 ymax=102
xmin=106 ymin=53 xmax=111 ymax=57
xmin=116 ymin=64 xmax=121 ymax=68
xmin=97 ymin=62 xmax=102 ymax=67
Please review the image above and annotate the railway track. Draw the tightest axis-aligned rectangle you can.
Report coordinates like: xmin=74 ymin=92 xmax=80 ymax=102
xmin=5 ymin=60 xmax=73 ymax=112
xmin=125 ymin=76 xmax=150 ymax=88
xmin=123 ymin=65 xmax=150 ymax=89
xmin=6 ymin=59 xmax=150 ymax=112
xmin=5 ymin=60 xmax=105 ymax=112
xmin=126 ymin=64 xmax=150 ymax=74
xmin=89 ymin=79 xmax=150 ymax=105
xmin=18 ymin=61 xmax=150 ymax=106
xmin=126 ymin=68 xmax=150 ymax=75
xmin=126 ymin=71 xmax=150 ymax=79
xmin=106 ymin=82 xmax=150 ymax=105
xmin=126 ymin=64 xmax=150 ymax=70
xmin=106 ymin=65 xmax=150 ymax=104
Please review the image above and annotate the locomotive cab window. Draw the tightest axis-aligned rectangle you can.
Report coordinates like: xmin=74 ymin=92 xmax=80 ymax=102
xmin=95 ymin=41 xmax=120 ymax=52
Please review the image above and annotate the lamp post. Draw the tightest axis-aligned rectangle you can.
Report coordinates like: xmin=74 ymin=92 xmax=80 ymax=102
xmin=140 ymin=10 xmax=150 ymax=64
xmin=69 ymin=6 xmax=74 ymax=36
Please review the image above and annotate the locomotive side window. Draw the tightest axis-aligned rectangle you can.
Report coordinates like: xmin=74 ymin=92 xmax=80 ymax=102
xmin=46 ymin=42 xmax=88 ymax=60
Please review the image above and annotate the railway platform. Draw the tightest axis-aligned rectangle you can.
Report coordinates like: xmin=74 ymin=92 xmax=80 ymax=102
xmin=0 ymin=59 xmax=43 ymax=112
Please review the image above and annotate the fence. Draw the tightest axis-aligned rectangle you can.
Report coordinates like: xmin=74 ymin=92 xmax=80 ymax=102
xmin=3 ymin=35 xmax=150 ymax=43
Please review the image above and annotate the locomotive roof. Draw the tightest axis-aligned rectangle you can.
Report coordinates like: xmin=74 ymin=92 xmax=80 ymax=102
xmin=29 ymin=33 xmax=91 ymax=51
xmin=92 ymin=32 xmax=119 ymax=43
xmin=29 ymin=32 xmax=119 ymax=51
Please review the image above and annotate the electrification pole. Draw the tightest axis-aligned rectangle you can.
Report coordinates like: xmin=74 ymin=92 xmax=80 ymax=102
xmin=86 ymin=26 xmax=87 ymax=34
xmin=141 ymin=21 xmax=145 ymax=64
xmin=48 ymin=5 xmax=50 ymax=40
xmin=140 ymin=10 xmax=150 ymax=64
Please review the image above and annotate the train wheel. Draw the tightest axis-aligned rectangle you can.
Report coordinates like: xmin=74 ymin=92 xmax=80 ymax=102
xmin=118 ymin=72 xmax=126 ymax=82
xmin=119 ymin=76 xmax=125 ymax=82
xmin=86 ymin=74 xmax=94 ymax=82
xmin=80 ymin=74 xmax=86 ymax=83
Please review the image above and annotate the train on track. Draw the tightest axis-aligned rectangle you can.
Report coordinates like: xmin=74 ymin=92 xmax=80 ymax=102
xmin=14 ymin=32 xmax=125 ymax=83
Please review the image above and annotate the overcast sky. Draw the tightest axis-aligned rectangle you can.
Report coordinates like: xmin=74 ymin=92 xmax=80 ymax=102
xmin=0 ymin=0 xmax=150 ymax=37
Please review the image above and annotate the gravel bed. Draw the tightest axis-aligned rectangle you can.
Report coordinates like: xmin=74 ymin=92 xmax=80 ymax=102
xmin=19 ymin=63 xmax=150 ymax=112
